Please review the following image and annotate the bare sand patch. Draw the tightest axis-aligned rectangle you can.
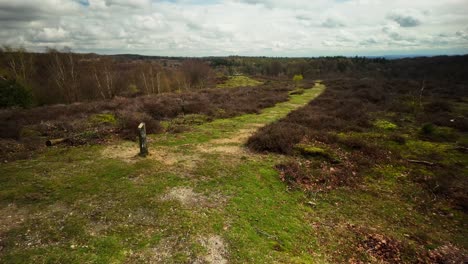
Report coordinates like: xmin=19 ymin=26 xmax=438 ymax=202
xmin=101 ymin=142 xmax=140 ymax=163
xmin=101 ymin=142 xmax=202 ymax=169
xmin=210 ymin=127 xmax=259 ymax=145
xmin=162 ymin=187 xmax=205 ymax=206
xmin=0 ymin=204 xmax=27 ymax=235
xmin=197 ymin=145 xmax=245 ymax=155
xmin=200 ymin=235 xmax=228 ymax=264
xmin=162 ymin=187 xmax=227 ymax=209
xmin=129 ymin=237 xmax=183 ymax=263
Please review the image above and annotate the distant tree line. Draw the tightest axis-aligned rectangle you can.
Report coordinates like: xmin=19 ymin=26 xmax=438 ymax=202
xmin=213 ymin=55 xmax=468 ymax=82
xmin=2 ymin=46 xmax=467 ymax=108
xmin=0 ymin=46 xmax=213 ymax=107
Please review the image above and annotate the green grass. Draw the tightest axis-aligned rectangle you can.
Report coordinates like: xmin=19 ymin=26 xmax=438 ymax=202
xmin=0 ymin=84 xmax=328 ymax=263
xmin=1 ymin=82 xmax=466 ymax=263
xmin=217 ymin=75 xmax=263 ymax=88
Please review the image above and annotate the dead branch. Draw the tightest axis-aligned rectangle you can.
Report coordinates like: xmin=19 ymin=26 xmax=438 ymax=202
xmin=407 ymin=159 xmax=435 ymax=166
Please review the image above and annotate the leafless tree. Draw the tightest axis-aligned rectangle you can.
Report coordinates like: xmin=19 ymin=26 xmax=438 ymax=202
xmin=181 ymin=59 xmax=211 ymax=90
xmin=46 ymin=47 xmax=81 ymax=103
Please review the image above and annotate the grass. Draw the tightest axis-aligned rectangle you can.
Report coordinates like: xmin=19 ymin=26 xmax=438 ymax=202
xmin=1 ymin=80 xmax=466 ymax=263
xmin=217 ymin=75 xmax=263 ymax=88
xmin=0 ymin=84 xmax=328 ymax=263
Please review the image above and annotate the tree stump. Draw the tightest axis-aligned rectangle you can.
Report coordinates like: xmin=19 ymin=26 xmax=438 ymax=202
xmin=138 ymin=122 xmax=148 ymax=157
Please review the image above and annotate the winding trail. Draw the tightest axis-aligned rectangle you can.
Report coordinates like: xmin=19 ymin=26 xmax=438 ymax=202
xmin=101 ymin=82 xmax=326 ymax=262
xmin=0 ymin=83 xmax=326 ymax=264
xmin=104 ymin=82 xmax=325 ymax=166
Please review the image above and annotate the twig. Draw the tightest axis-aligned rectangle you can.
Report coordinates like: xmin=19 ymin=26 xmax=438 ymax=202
xmin=419 ymin=79 xmax=426 ymax=108
xmin=407 ymin=159 xmax=435 ymax=166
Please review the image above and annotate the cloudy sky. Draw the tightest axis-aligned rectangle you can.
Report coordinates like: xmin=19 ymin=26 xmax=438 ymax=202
xmin=1 ymin=0 xmax=468 ymax=56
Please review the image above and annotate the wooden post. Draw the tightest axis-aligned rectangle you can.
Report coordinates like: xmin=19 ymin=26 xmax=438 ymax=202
xmin=138 ymin=122 xmax=148 ymax=157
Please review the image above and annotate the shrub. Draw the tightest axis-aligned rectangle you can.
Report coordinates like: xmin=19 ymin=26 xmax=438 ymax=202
xmin=292 ymin=74 xmax=303 ymax=87
xmin=117 ymin=110 xmax=162 ymax=140
xmin=421 ymin=123 xmax=435 ymax=135
xmin=0 ymin=79 xmax=33 ymax=108
xmin=246 ymin=122 xmax=305 ymax=154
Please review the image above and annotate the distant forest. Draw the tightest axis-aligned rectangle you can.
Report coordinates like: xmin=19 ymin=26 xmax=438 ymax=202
xmin=1 ymin=46 xmax=467 ymax=107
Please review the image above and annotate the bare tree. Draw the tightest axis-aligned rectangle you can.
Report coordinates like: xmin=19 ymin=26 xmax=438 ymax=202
xmin=46 ymin=47 xmax=81 ymax=103
xmin=180 ymin=59 xmax=212 ymax=90
xmin=91 ymin=57 xmax=116 ymax=99
xmin=2 ymin=45 xmax=34 ymax=86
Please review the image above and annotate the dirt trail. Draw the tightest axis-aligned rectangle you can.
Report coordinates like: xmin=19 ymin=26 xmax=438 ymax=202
xmin=99 ymin=83 xmax=325 ymax=262
xmin=102 ymin=83 xmax=325 ymax=163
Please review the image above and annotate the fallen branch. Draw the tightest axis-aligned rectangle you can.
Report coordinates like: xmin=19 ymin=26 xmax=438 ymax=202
xmin=45 ymin=138 xmax=67 ymax=147
xmin=407 ymin=159 xmax=435 ymax=166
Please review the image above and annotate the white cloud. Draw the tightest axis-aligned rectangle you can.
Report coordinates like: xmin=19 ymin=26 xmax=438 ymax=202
xmin=0 ymin=0 xmax=467 ymax=56
xmin=388 ymin=10 xmax=424 ymax=27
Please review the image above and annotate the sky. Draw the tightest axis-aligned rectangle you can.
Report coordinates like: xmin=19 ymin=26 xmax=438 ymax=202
xmin=1 ymin=0 xmax=468 ymax=57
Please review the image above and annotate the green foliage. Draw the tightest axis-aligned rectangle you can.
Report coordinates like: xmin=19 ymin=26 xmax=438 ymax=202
xmin=0 ymin=78 xmax=33 ymax=108
xmin=292 ymin=74 xmax=303 ymax=83
xmin=127 ymin=84 xmax=139 ymax=95
xmin=89 ymin=113 xmax=117 ymax=125
xmin=294 ymin=144 xmax=340 ymax=163
xmin=374 ymin=119 xmax=398 ymax=130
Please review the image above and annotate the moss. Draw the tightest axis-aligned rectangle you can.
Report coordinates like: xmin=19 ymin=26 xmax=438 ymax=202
xmin=294 ymin=144 xmax=339 ymax=163
xmin=374 ymin=119 xmax=398 ymax=130
xmin=89 ymin=113 xmax=117 ymax=125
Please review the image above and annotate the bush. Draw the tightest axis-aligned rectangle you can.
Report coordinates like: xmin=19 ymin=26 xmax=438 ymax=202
xmin=292 ymin=74 xmax=303 ymax=87
xmin=117 ymin=110 xmax=162 ymax=140
xmin=0 ymin=79 xmax=33 ymax=108
xmin=246 ymin=122 xmax=305 ymax=154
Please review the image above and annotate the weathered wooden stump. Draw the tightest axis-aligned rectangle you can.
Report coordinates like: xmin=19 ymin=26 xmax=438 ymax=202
xmin=138 ymin=122 xmax=148 ymax=157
